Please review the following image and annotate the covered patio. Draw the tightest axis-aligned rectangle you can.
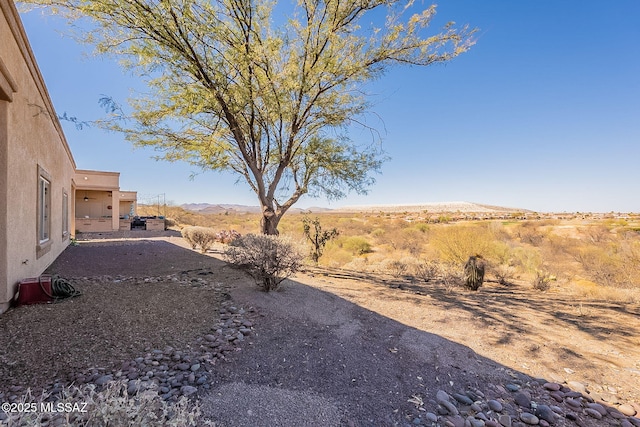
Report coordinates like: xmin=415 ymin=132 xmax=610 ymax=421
xmin=73 ymin=170 xmax=138 ymax=233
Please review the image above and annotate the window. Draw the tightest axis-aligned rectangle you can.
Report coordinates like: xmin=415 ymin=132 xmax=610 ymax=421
xmin=37 ymin=165 xmax=52 ymax=258
xmin=38 ymin=175 xmax=51 ymax=243
xmin=62 ymin=191 xmax=69 ymax=238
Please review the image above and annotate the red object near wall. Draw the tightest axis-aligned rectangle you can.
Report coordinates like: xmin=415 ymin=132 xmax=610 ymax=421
xmin=17 ymin=276 xmax=53 ymax=305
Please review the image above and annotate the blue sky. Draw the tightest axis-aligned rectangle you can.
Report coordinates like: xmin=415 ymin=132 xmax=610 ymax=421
xmin=19 ymin=1 xmax=640 ymax=212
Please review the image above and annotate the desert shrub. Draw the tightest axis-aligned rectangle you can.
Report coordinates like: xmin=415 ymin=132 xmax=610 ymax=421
xmin=378 ymin=259 xmax=409 ymax=276
xmin=341 ymin=236 xmax=373 ymax=255
xmin=302 ymin=216 xmax=339 ymax=264
xmin=430 ymin=225 xmax=493 ymax=264
xmin=387 ymin=227 xmax=425 ymax=253
xmin=511 ymin=246 xmax=543 ymax=274
xmin=320 ymin=240 xmax=354 ymax=267
xmin=494 ymin=264 xmax=517 ymax=285
xmin=413 ymin=222 xmax=429 ymax=233
xmin=439 ymin=263 xmax=464 ymax=291
xmin=182 ymin=226 xmax=240 ymax=252
xmin=413 ymin=259 xmax=440 ymax=282
xmin=488 ymin=220 xmax=511 ymax=241
xmin=370 ymin=228 xmax=386 ymax=242
xmin=181 ymin=225 xmax=217 ymax=252
xmin=343 ymin=256 xmax=370 ymax=272
xmin=216 ymin=229 xmax=242 ymax=244
xmin=3 ymin=380 xmax=202 ymax=426
xmin=190 ymin=226 xmax=218 ymax=253
xmin=532 ymin=270 xmax=555 ymax=291
xmin=515 ymin=221 xmax=546 ymax=246
xmin=581 ymin=225 xmax=612 ymax=243
xmin=224 ymin=234 xmax=303 ymax=291
xmin=181 ymin=226 xmax=197 ymax=249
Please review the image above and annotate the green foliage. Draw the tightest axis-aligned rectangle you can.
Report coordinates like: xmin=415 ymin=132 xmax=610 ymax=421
xmin=302 ymin=216 xmax=339 ymax=264
xmin=22 ymin=0 xmax=474 ymax=234
xmin=341 ymin=236 xmax=373 ymax=255
xmin=224 ymin=234 xmax=303 ymax=291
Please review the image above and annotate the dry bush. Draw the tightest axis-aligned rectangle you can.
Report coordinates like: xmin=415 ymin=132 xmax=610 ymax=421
xmin=515 ymin=221 xmax=546 ymax=246
xmin=377 ymin=259 xmax=409 ymax=276
xmin=370 ymin=228 xmax=386 ymax=242
xmin=510 ymin=246 xmax=543 ymax=274
xmin=343 ymin=257 xmax=370 ymax=272
xmin=581 ymin=225 xmax=612 ymax=243
xmin=532 ymin=270 xmax=555 ymax=291
xmin=385 ymin=227 xmax=426 ymax=253
xmin=182 ymin=226 xmax=241 ymax=252
xmin=2 ymin=381 xmax=203 ymax=426
xmin=320 ymin=243 xmax=354 ymax=267
xmin=430 ymin=225 xmax=494 ymax=264
xmin=181 ymin=226 xmax=218 ymax=253
xmin=413 ymin=259 xmax=440 ymax=282
xmin=439 ymin=263 xmax=464 ymax=291
xmin=181 ymin=226 xmax=198 ymax=249
xmin=487 ymin=221 xmax=511 ymax=241
xmin=224 ymin=234 xmax=303 ymax=291
xmin=494 ymin=264 xmax=517 ymax=285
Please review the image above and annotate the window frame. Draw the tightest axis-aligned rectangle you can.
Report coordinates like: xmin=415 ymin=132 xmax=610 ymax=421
xmin=36 ymin=165 xmax=52 ymax=258
xmin=62 ymin=190 xmax=69 ymax=239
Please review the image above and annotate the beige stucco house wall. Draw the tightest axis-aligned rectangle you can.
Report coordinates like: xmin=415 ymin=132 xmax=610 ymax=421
xmin=0 ymin=0 xmax=145 ymax=314
xmin=0 ymin=0 xmax=77 ymax=313
xmin=74 ymin=169 xmax=137 ymax=233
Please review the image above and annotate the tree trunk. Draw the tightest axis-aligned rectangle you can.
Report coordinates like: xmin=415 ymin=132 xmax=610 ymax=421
xmin=260 ymin=207 xmax=281 ymax=235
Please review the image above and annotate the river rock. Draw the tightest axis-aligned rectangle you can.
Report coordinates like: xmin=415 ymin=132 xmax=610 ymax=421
xmin=440 ymin=400 xmax=459 ymax=416
xmin=586 ymin=402 xmax=606 ymax=416
xmin=488 ymin=400 xmax=503 ymax=412
xmin=95 ymin=375 xmax=113 ymax=386
xmin=437 ymin=390 xmax=452 ymax=404
xmin=514 ymin=392 xmax=531 ymax=409
xmin=499 ymin=414 xmax=512 ymax=427
xmin=453 ymin=393 xmax=474 ymax=405
xmin=520 ymin=413 xmax=539 ymax=425
xmin=535 ymin=405 xmax=556 ymax=424
xmin=543 ymin=383 xmax=561 ymax=391
xmin=583 ymin=408 xmax=602 ymax=419
xmin=180 ymin=385 xmax=197 ymax=396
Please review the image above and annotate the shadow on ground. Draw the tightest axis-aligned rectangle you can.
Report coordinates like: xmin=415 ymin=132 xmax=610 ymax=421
xmin=2 ymin=239 xmax=637 ymax=427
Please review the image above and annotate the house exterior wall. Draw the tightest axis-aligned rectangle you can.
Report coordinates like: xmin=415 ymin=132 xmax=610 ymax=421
xmin=74 ymin=170 xmax=139 ymax=232
xmin=0 ymin=0 xmax=76 ymax=314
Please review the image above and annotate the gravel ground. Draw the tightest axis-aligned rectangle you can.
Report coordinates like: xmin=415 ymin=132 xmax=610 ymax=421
xmin=1 ymin=235 xmax=640 ymax=427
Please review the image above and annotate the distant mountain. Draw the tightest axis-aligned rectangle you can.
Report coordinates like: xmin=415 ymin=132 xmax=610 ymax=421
xmin=181 ymin=203 xmax=262 ymax=214
xmin=180 ymin=201 xmax=529 ymax=215
xmin=335 ymin=201 xmax=530 ymax=214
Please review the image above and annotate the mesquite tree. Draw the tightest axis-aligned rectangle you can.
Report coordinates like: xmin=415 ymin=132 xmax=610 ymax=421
xmin=23 ymin=0 xmax=475 ymax=234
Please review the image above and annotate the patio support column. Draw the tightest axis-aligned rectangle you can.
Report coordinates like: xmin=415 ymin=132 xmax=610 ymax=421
xmin=111 ymin=190 xmax=120 ymax=231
